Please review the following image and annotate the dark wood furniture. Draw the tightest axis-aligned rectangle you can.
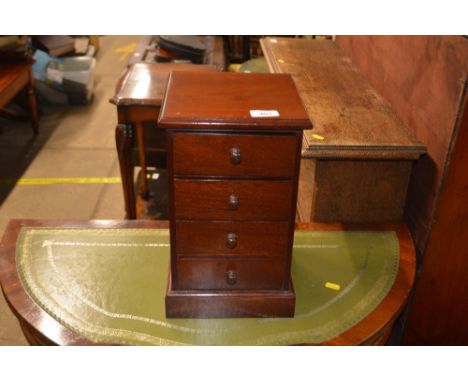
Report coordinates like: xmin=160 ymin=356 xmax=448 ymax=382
xmin=0 ymin=61 xmax=38 ymax=135
xmin=110 ymin=63 xmax=217 ymax=218
xmin=333 ymin=36 xmax=468 ymax=345
xmin=260 ymin=37 xmax=426 ymax=223
xmin=402 ymin=93 xmax=467 ymax=344
xmin=222 ymin=36 xmax=264 ymax=64
xmin=158 ymin=71 xmax=312 ymax=318
xmin=0 ymin=219 xmax=416 ymax=345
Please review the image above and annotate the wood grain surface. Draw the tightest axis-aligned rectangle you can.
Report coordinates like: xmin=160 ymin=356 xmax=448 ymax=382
xmin=176 ymin=257 xmax=286 ymax=290
xmin=172 ymin=131 xmax=299 ymax=178
xmin=175 ymin=220 xmax=290 ymax=258
xmin=165 ymin=285 xmax=296 ymax=319
xmin=260 ymin=37 xmax=425 ymax=159
xmin=158 ymin=71 xmax=312 ymax=130
xmin=402 ymin=90 xmax=468 ymax=345
xmin=336 ymin=35 xmax=468 ymax=254
xmin=173 ymin=179 xmax=294 ymax=221
xmin=312 ymin=160 xmax=412 ymax=222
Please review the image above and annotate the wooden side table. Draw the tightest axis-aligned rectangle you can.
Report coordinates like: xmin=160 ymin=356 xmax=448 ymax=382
xmin=0 ymin=61 xmax=38 ymax=135
xmin=110 ymin=63 xmax=216 ymax=219
xmin=260 ymin=37 xmax=426 ymax=223
xmin=0 ymin=219 xmax=416 ymax=345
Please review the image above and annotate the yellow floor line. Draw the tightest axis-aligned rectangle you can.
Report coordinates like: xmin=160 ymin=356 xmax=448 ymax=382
xmin=0 ymin=177 xmax=122 ymax=186
xmin=115 ymin=42 xmax=137 ymax=62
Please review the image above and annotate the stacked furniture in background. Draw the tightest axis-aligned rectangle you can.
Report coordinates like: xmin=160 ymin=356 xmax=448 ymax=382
xmin=127 ymin=36 xmax=225 ymax=71
xmin=156 ymin=36 xmax=206 ymax=63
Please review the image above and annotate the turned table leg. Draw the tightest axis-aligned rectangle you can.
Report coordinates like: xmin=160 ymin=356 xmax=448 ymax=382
xmin=27 ymin=68 xmax=39 ymax=135
xmin=135 ymin=121 xmax=149 ymax=198
xmin=115 ymin=124 xmax=136 ymax=219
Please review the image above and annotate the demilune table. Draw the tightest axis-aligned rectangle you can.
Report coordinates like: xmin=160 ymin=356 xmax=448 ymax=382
xmin=0 ymin=219 xmax=415 ymax=345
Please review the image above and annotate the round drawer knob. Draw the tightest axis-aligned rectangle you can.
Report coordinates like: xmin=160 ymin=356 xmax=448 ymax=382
xmin=228 ymin=194 xmax=239 ymax=210
xmin=230 ymin=147 xmax=242 ymax=165
xmin=226 ymin=269 xmax=237 ymax=285
xmin=226 ymin=233 xmax=238 ymax=249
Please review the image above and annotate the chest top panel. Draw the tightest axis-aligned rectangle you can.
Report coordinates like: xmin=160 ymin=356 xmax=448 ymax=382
xmin=158 ymin=71 xmax=312 ymax=130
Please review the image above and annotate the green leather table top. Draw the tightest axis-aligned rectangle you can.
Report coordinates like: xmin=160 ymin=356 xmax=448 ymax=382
xmin=16 ymin=228 xmax=399 ymax=345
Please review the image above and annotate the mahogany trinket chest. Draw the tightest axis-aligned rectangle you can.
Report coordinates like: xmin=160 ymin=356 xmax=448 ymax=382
xmin=158 ymin=71 xmax=312 ymax=318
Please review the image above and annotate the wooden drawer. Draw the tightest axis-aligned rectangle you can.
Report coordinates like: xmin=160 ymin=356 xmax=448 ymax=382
xmin=174 ymin=179 xmax=294 ymax=221
xmin=172 ymin=132 xmax=298 ymax=178
xmin=175 ymin=221 xmax=290 ymax=258
xmin=176 ymin=258 xmax=286 ymax=290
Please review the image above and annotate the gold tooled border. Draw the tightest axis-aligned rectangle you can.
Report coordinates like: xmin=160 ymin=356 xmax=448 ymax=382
xmin=16 ymin=228 xmax=399 ymax=345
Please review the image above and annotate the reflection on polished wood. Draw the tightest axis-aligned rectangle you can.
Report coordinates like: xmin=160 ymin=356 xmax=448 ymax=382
xmin=0 ymin=219 xmax=416 ymax=345
xmin=111 ymin=63 xmax=217 ymax=107
xmin=0 ymin=61 xmax=38 ymax=135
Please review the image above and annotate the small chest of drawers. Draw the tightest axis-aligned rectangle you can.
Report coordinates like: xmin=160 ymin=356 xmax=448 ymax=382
xmin=158 ymin=71 xmax=312 ymax=317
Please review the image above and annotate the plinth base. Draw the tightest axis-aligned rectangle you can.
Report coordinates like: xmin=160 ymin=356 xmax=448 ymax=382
xmin=165 ymin=270 xmax=295 ymax=318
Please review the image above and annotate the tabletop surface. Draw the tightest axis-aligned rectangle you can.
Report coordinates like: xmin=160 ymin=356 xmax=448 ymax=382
xmin=0 ymin=61 xmax=31 ymax=95
xmin=158 ymin=71 xmax=312 ymax=130
xmin=110 ymin=63 xmax=217 ymax=107
xmin=0 ymin=219 xmax=416 ymax=346
xmin=260 ymin=37 xmax=426 ymax=159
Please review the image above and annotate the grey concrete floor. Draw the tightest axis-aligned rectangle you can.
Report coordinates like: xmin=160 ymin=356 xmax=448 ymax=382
xmin=0 ymin=36 xmax=140 ymax=345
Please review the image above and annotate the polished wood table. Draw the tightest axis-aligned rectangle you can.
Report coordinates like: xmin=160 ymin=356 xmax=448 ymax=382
xmin=0 ymin=61 xmax=38 ymax=135
xmin=110 ymin=63 xmax=217 ymax=219
xmin=260 ymin=37 xmax=426 ymax=223
xmin=0 ymin=219 xmax=416 ymax=345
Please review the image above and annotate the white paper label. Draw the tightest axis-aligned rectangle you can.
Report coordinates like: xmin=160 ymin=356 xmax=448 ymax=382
xmin=250 ymin=110 xmax=280 ymax=118
xmin=270 ymin=38 xmax=278 ymax=43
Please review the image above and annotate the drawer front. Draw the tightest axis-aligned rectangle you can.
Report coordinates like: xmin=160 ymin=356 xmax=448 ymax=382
xmin=174 ymin=180 xmax=294 ymax=221
xmin=176 ymin=258 xmax=285 ymax=290
xmin=175 ymin=221 xmax=290 ymax=258
xmin=172 ymin=132 xmax=298 ymax=178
